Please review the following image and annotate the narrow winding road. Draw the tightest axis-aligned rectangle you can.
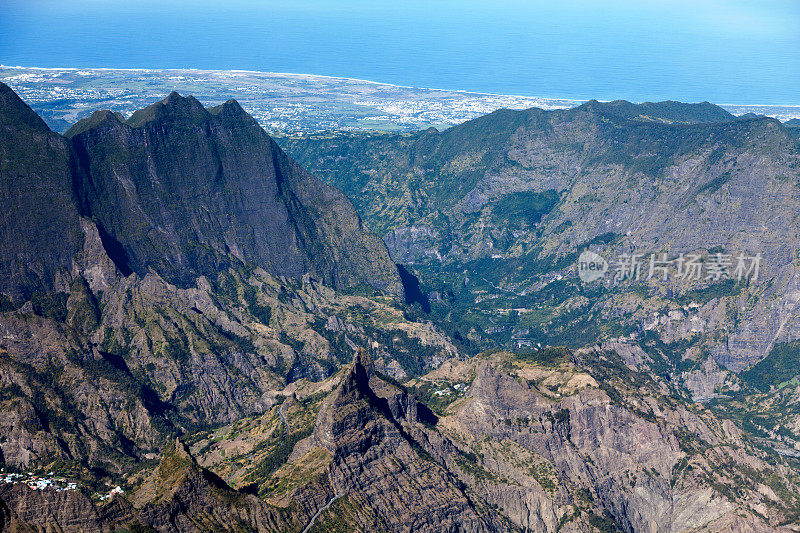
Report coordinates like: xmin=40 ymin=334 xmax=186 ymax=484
xmin=278 ymin=402 xmax=289 ymax=443
xmin=301 ymin=493 xmax=345 ymax=533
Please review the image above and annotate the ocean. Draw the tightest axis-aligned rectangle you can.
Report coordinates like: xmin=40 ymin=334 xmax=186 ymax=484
xmin=1 ymin=0 xmax=798 ymax=105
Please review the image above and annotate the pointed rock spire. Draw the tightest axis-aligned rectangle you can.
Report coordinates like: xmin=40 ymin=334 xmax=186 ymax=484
xmin=355 ymin=347 xmax=375 ymax=379
xmin=209 ymin=98 xmax=258 ymax=126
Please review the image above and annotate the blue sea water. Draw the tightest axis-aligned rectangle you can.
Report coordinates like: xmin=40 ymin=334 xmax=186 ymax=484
xmin=1 ymin=0 xmax=798 ymax=105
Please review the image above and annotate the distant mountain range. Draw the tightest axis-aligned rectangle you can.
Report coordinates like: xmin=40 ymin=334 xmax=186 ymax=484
xmin=279 ymin=98 xmax=800 ymax=371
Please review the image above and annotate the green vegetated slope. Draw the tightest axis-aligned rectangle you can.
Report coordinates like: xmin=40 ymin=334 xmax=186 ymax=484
xmin=2 ymin=84 xmax=800 ymax=531
xmin=279 ymin=99 xmax=800 ymax=371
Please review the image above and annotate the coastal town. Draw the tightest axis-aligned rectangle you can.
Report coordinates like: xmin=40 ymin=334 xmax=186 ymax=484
xmin=0 ymin=66 xmax=582 ymax=134
xmin=3 ymin=66 xmax=798 ymax=138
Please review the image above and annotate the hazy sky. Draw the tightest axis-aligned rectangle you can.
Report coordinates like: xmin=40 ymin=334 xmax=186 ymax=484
xmin=1 ymin=0 xmax=798 ymax=103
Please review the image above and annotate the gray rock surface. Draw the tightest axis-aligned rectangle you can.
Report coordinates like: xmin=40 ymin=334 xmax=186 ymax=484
xmin=0 ymin=83 xmax=82 ymax=301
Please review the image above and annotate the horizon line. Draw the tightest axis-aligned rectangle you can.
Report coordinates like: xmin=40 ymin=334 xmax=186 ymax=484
xmin=2 ymin=64 xmax=800 ymax=110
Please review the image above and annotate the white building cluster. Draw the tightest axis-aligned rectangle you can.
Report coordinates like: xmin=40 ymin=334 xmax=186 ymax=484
xmin=0 ymin=470 xmax=79 ymax=492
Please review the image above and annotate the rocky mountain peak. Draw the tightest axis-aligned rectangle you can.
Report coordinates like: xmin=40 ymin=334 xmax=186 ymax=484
xmin=164 ymin=90 xmax=183 ymax=103
xmin=64 ymin=109 xmax=123 ymax=137
xmin=64 ymin=90 xmax=402 ymax=294
xmin=208 ymin=98 xmax=257 ymax=126
xmin=0 ymin=82 xmax=50 ymax=132
xmin=125 ymin=90 xmax=209 ymax=128
xmin=331 ymin=348 xmax=376 ymax=405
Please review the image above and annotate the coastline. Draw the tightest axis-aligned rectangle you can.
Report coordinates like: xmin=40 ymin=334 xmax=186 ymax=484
xmin=4 ymin=64 xmax=800 ymax=110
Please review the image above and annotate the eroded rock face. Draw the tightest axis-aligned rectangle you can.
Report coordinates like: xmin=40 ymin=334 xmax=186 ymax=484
xmin=308 ymin=350 xmax=500 ymax=532
xmin=0 ymin=234 xmax=456 ymax=474
xmin=432 ymin=349 xmax=800 ymax=531
xmin=1 ymin=83 xmax=401 ymax=303
xmin=67 ymin=93 xmax=401 ymax=296
xmin=452 ymin=363 xmax=690 ymax=531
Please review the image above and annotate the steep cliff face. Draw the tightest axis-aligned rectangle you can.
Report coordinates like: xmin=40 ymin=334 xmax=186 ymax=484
xmin=0 ymin=83 xmax=82 ymax=301
xmin=437 ymin=350 xmax=800 ymax=532
xmin=67 ymin=92 xmax=401 ymax=295
xmin=1 ymin=82 xmax=401 ymax=301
